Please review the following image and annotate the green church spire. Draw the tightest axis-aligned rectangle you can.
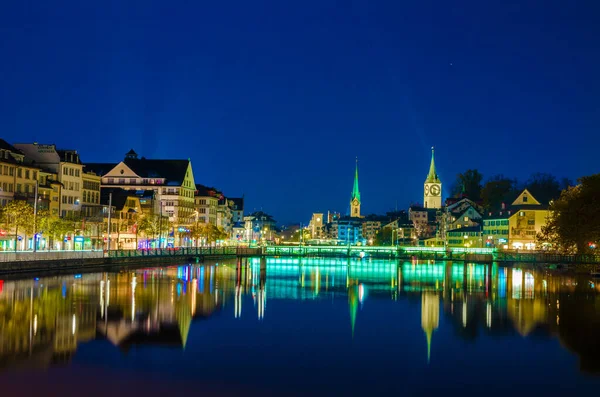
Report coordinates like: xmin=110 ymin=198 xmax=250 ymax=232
xmin=426 ymin=147 xmax=440 ymax=183
xmin=352 ymin=157 xmax=361 ymax=202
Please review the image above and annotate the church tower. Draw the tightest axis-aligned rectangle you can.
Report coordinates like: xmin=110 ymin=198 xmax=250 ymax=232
xmin=350 ymin=158 xmax=361 ymax=217
xmin=424 ymin=147 xmax=442 ymax=209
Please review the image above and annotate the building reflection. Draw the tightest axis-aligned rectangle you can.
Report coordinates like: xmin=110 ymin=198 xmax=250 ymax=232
xmin=0 ymin=258 xmax=599 ymax=374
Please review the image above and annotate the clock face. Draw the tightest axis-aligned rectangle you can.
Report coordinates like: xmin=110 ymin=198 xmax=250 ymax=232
xmin=424 ymin=185 xmax=430 ymax=196
xmin=430 ymin=185 xmax=441 ymax=196
xmin=353 ymin=199 xmax=359 ymax=206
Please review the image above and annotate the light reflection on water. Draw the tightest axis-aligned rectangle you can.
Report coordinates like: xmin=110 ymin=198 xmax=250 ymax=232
xmin=1 ymin=257 xmax=600 ymax=393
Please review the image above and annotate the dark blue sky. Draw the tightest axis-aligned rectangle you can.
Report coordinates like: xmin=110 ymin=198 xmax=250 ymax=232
xmin=1 ymin=1 xmax=598 ymax=224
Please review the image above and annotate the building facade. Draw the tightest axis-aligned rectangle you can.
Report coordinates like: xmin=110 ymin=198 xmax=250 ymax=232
xmin=230 ymin=197 xmax=244 ymax=223
xmin=423 ymin=147 xmax=442 ymax=209
xmin=87 ymin=149 xmax=196 ymax=245
xmin=217 ymin=198 xmax=234 ymax=236
xmin=309 ymin=213 xmax=324 ymax=239
xmin=337 ymin=217 xmax=365 ymax=245
xmin=508 ymin=189 xmax=550 ymax=250
xmin=14 ymin=143 xmax=85 ymax=218
xmin=482 ymin=209 xmax=512 ymax=248
xmin=101 ymin=190 xmax=143 ymax=250
xmin=446 ymin=225 xmax=483 ymax=248
xmin=194 ymin=184 xmax=220 ymax=225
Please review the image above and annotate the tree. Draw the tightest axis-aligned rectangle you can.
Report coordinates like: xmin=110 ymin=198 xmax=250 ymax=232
xmin=137 ymin=213 xmax=170 ymax=247
xmin=538 ymin=173 xmax=600 ymax=254
xmin=374 ymin=228 xmax=392 ymax=246
xmin=42 ymin=216 xmax=73 ymax=250
xmin=205 ymin=224 xmax=228 ymax=244
xmin=481 ymin=175 xmax=518 ymax=211
xmin=188 ymin=222 xmax=205 ymax=247
xmin=2 ymin=200 xmax=34 ymax=251
xmin=451 ymin=169 xmax=484 ymax=201
xmin=525 ymin=173 xmax=561 ymax=205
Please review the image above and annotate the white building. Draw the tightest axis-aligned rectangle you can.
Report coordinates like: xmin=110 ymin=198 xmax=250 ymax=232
xmin=86 ymin=149 xmax=196 ymax=232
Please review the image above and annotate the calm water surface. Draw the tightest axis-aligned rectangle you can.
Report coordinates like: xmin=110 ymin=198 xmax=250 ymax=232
xmin=1 ymin=258 xmax=600 ymax=396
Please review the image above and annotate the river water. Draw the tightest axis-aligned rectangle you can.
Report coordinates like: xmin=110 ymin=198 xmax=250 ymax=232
xmin=0 ymin=258 xmax=599 ymax=396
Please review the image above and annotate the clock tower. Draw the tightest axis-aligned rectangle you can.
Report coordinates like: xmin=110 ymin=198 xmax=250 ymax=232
xmin=424 ymin=147 xmax=442 ymax=209
xmin=350 ymin=158 xmax=361 ymax=217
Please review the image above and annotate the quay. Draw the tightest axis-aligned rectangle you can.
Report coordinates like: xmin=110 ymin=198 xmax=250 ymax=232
xmin=0 ymin=245 xmax=599 ymax=276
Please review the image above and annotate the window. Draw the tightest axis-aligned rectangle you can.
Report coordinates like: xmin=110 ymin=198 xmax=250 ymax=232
xmin=523 ymin=195 xmax=528 ymax=203
xmin=62 ymin=196 xmax=67 ymax=204
xmin=119 ymin=178 xmax=125 ymax=184
xmin=69 ymin=168 xmax=74 ymax=176
xmin=25 ymin=170 xmax=30 ymax=179
xmin=464 ymin=216 xmax=468 ymax=222
xmin=520 ymin=211 xmax=525 ymax=216
xmin=107 ymin=178 xmax=114 ymax=184
xmin=17 ymin=168 xmax=22 ymax=178
xmin=16 ymin=184 xmax=21 ymax=193
xmin=527 ymin=219 xmax=535 ymax=225
xmin=63 ymin=167 xmax=68 ymax=175
xmin=32 ymin=171 xmax=37 ymax=180
xmin=75 ymin=169 xmax=80 ymax=177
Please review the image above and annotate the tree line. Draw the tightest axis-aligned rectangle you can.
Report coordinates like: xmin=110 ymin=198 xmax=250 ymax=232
xmin=450 ymin=169 xmax=600 ymax=254
xmin=448 ymin=170 xmax=572 ymax=211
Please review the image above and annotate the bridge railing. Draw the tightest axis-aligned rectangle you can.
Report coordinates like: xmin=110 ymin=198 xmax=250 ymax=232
xmin=0 ymin=250 xmax=103 ymax=262
xmin=106 ymin=247 xmax=262 ymax=259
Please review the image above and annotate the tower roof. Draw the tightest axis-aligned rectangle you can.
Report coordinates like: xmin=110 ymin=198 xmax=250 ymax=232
xmin=352 ymin=157 xmax=361 ymax=202
xmin=425 ymin=147 xmax=441 ymax=183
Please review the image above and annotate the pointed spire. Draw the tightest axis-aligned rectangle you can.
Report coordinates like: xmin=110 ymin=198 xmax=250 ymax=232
xmin=425 ymin=328 xmax=433 ymax=364
xmin=426 ymin=146 xmax=440 ymax=183
xmin=352 ymin=157 xmax=361 ymax=202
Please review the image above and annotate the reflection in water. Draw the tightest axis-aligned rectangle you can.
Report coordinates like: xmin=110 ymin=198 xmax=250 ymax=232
xmin=0 ymin=258 xmax=600 ymax=376
xmin=421 ymin=292 xmax=439 ymax=363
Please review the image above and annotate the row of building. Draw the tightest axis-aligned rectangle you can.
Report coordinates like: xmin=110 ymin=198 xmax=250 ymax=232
xmin=305 ymin=148 xmax=552 ymax=250
xmin=0 ymin=140 xmax=246 ymax=250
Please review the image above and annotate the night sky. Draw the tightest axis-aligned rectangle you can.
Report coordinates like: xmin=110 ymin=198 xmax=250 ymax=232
xmin=1 ymin=1 xmax=598 ymax=224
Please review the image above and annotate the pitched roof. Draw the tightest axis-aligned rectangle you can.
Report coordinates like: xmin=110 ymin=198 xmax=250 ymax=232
xmin=229 ymin=197 xmax=244 ymax=210
xmin=86 ymin=158 xmax=190 ymax=186
xmin=0 ymin=139 xmax=21 ymax=153
xmin=195 ymin=184 xmax=223 ymax=198
xmin=84 ymin=163 xmax=117 ymax=176
xmin=100 ymin=188 xmax=139 ymax=211
xmin=483 ymin=210 xmax=514 ymax=220
xmin=124 ymin=158 xmax=189 ymax=185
